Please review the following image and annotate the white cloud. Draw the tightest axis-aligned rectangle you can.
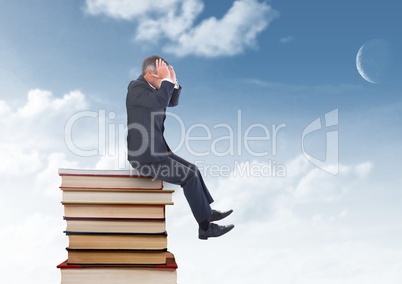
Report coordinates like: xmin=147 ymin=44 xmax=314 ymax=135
xmin=0 ymin=144 xmax=43 ymax=175
xmin=134 ymin=0 xmax=204 ymax=42
xmin=84 ymin=0 xmax=279 ymax=57
xmin=0 ymin=88 xmax=133 ymax=283
xmin=293 ymin=162 xmax=373 ymax=202
xmin=16 ymin=89 xmax=86 ymax=117
xmin=243 ymin=79 xmax=364 ymax=95
xmin=280 ymin=36 xmax=294 ymax=43
xmin=36 ymin=152 xmax=80 ymax=197
xmin=0 ymin=89 xmax=98 ymax=283
xmin=0 ymin=89 xmax=88 ymax=176
xmin=166 ymin=0 xmax=278 ymax=57
xmin=1 ymin=87 xmax=399 ymax=283
xmin=166 ymin=156 xmax=402 ymax=284
xmin=85 ymin=0 xmax=181 ymax=20
xmin=0 ymin=100 xmax=11 ymax=115
xmin=208 ymin=156 xmax=373 ymax=221
xmin=94 ymin=154 xmax=131 ymax=170
xmin=354 ymin=161 xmax=372 ymax=178
xmin=0 ymin=214 xmax=66 ymax=284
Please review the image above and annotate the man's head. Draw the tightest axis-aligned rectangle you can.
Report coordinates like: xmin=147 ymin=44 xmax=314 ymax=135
xmin=142 ymin=55 xmax=170 ymax=89
xmin=142 ymin=55 xmax=171 ymax=75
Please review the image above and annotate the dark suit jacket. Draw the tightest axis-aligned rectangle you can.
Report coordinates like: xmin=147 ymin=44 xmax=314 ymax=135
xmin=126 ymin=75 xmax=181 ymax=164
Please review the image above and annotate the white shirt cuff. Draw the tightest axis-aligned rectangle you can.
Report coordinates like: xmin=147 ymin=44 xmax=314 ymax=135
xmin=162 ymin=78 xmax=179 ymax=89
xmin=161 ymin=78 xmax=174 ymax=84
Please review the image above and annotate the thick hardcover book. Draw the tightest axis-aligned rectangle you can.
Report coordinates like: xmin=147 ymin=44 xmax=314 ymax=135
xmin=66 ymin=248 xmax=168 ymax=265
xmin=64 ymin=217 xmax=166 ymax=234
xmin=61 ymin=188 xmax=174 ymax=204
xmin=65 ymin=232 xmax=168 ymax=250
xmin=58 ymin=168 xmax=163 ymax=189
xmin=57 ymin=252 xmax=178 ymax=284
xmin=63 ymin=203 xmax=166 ymax=219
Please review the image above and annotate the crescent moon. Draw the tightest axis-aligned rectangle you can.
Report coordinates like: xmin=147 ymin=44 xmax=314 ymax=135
xmin=356 ymin=44 xmax=378 ymax=84
xmin=356 ymin=39 xmax=392 ymax=84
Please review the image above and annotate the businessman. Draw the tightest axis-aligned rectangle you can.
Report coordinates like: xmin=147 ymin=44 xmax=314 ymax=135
xmin=126 ymin=55 xmax=234 ymax=240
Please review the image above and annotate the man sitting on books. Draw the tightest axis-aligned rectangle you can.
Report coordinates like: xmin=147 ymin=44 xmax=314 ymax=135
xmin=126 ymin=55 xmax=234 ymax=240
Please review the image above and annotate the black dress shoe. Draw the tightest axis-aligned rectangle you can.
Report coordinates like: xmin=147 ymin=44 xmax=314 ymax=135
xmin=198 ymin=223 xmax=235 ymax=240
xmin=210 ymin=209 xmax=233 ymax=222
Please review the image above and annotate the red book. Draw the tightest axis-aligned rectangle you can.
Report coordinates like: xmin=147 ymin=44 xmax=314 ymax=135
xmin=57 ymin=251 xmax=178 ymax=269
xmin=57 ymin=252 xmax=178 ymax=283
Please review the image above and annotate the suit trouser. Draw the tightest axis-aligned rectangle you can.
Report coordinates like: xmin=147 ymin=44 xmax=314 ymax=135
xmin=130 ymin=153 xmax=214 ymax=223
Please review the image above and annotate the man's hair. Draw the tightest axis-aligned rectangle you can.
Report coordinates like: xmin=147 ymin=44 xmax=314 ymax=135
xmin=142 ymin=55 xmax=170 ymax=76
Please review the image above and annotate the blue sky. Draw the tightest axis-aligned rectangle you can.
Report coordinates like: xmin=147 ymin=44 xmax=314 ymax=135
xmin=1 ymin=0 xmax=402 ymax=283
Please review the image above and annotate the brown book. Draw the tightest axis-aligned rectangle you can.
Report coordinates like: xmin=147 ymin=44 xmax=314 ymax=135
xmin=59 ymin=168 xmax=162 ymax=189
xmin=66 ymin=232 xmax=168 ymax=250
xmin=57 ymin=252 xmax=178 ymax=284
xmin=61 ymin=188 xmax=174 ymax=205
xmin=63 ymin=204 xmax=165 ymax=219
xmin=64 ymin=217 xmax=166 ymax=234
xmin=66 ymin=248 xmax=167 ymax=265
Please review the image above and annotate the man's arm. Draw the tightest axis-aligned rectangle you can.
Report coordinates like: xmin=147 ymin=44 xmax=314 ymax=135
xmin=127 ymin=80 xmax=176 ymax=109
xmin=167 ymin=65 xmax=180 ymax=107
xmin=168 ymin=86 xmax=181 ymax=107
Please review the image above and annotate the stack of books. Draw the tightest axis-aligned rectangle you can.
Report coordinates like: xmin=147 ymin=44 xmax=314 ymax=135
xmin=56 ymin=168 xmax=178 ymax=283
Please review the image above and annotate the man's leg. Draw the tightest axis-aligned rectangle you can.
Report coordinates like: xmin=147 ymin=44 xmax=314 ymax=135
xmin=131 ymin=155 xmax=234 ymax=239
xmin=135 ymin=156 xmax=212 ymax=224
xmin=168 ymin=154 xmax=233 ymax=224
xmin=168 ymin=153 xmax=214 ymax=204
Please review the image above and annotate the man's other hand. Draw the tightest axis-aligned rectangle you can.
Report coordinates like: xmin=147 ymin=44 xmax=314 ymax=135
xmin=153 ymin=59 xmax=170 ymax=80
